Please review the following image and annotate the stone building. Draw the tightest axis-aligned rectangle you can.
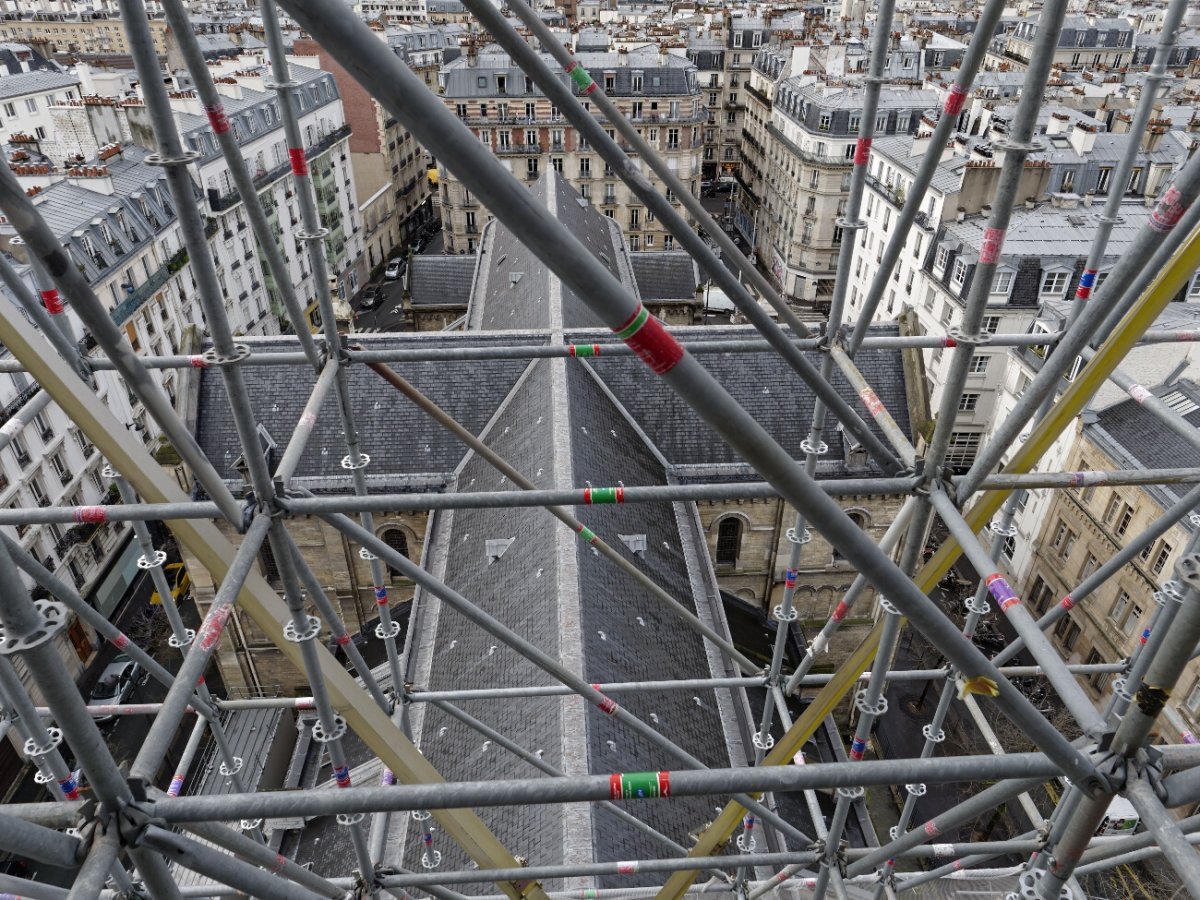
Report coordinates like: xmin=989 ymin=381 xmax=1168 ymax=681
xmin=0 ymin=9 xmax=170 ymax=59
xmin=994 ymin=15 xmax=1135 ymax=73
xmin=180 ymin=172 xmax=926 ymax=696
xmin=1019 ymin=378 xmax=1200 ymax=741
xmin=750 ymin=79 xmax=935 ymax=307
xmin=437 ymin=42 xmax=703 ymax=253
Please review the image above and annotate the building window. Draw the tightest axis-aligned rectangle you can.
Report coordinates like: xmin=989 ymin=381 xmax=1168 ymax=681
xmin=1109 ymin=590 xmax=1130 ymax=625
xmin=982 ymin=315 xmax=1001 ymax=334
xmin=1080 ymin=553 xmax=1098 ymax=581
xmin=957 ymin=393 xmax=979 ymax=412
xmin=1055 ymin=617 xmax=1081 ymax=651
xmin=1041 ymin=270 xmax=1069 ymax=296
xmin=1114 ymin=505 xmax=1133 ymax=537
xmin=991 ymin=270 xmax=1014 ymax=295
xmin=1103 ymin=495 xmax=1122 ymax=524
xmin=1187 ymin=681 xmax=1200 ymax=715
xmin=934 ymin=245 xmax=949 ymax=272
xmin=968 ymin=356 xmax=989 ymax=375
xmin=50 ymin=452 xmax=69 ymax=486
xmin=1086 ymin=649 xmax=1110 ymax=691
xmin=1002 ymin=536 xmax=1015 ymax=560
xmin=10 ymin=434 xmax=30 ymax=468
xmin=951 ymin=259 xmax=968 ymax=290
xmin=944 ymin=431 xmax=981 ymax=472
xmin=1029 ymin=576 xmax=1053 ymax=614
xmin=1051 ymin=521 xmax=1076 ymax=558
xmin=381 ymin=528 xmax=410 ymax=579
xmin=715 ymin=517 xmax=741 ymax=568
xmin=1151 ymin=542 xmax=1172 ymax=576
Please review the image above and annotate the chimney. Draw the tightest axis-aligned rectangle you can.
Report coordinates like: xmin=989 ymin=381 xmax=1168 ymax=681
xmin=617 ymin=45 xmax=628 ymax=66
xmin=1045 ymin=111 xmax=1071 ymax=135
xmin=1068 ymin=121 xmax=1096 ymax=155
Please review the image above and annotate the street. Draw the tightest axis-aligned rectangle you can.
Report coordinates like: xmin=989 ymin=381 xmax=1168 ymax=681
xmin=350 ymin=225 xmax=446 ymax=333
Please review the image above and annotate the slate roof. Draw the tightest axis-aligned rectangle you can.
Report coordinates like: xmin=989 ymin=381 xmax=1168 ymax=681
xmin=187 ymin=172 xmax=917 ymax=888
xmin=1092 ymin=378 xmax=1200 ymax=508
xmin=630 ymin=251 xmax=699 ymax=300
xmin=0 ymin=69 xmax=78 ymax=100
xmin=193 ymin=333 xmax=542 ymax=489
xmin=406 ymin=255 xmax=476 ymax=308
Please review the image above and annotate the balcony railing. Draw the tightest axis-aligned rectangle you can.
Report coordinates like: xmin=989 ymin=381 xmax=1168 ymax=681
xmin=209 ymin=124 xmax=353 ymax=212
xmin=110 ymin=263 xmax=173 ymax=326
xmin=496 ymin=143 xmax=541 ymax=155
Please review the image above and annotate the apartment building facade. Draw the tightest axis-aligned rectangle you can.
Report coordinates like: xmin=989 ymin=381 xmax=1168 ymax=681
xmin=294 ymin=27 xmax=453 ymax=275
xmin=997 ymin=15 xmax=1135 ymax=72
xmin=1019 ymin=382 xmax=1200 ymax=741
xmin=155 ymin=62 xmax=364 ymax=329
xmin=438 ymin=43 xmax=703 ymax=253
xmin=750 ymin=80 xmax=935 ymax=307
xmin=0 ymin=68 xmax=79 ymax=144
xmin=0 ymin=9 xmax=169 ymax=58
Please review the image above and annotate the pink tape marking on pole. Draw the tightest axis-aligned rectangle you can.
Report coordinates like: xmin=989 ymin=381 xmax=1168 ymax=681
xmin=854 ymin=137 xmax=872 ymax=166
xmin=1149 ymin=186 xmax=1185 ymax=233
xmin=335 ymin=633 xmax=351 ymax=646
xmin=1060 ymin=595 xmax=1075 ymax=610
xmin=614 ymin=305 xmax=684 ymax=375
xmin=616 ymin=861 xmax=638 ymax=875
xmin=205 ymin=103 xmax=231 ymax=134
xmin=197 ymin=605 xmax=233 ymax=652
xmin=832 ymin=601 xmax=849 ymax=621
xmin=111 ymin=634 xmax=129 ymax=650
xmin=288 ymin=148 xmax=309 ymax=178
xmin=924 ymin=821 xmax=941 ymax=837
xmin=858 ymin=387 xmax=885 ymax=417
xmin=188 ymin=355 xmax=208 ymax=368
xmin=943 ymin=336 xmax=957 ymax=348
xmin=979 ymin=227 xmax=1006 ymax=265
xmin=943 ymin=84 xmax=968 ymax=116
xmin=40 ymin=288 xmax=63 ymax=314
xmin=73 ymin=506 xmax=107 ymax=524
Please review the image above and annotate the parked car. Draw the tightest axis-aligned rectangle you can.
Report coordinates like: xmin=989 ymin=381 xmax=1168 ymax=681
xmin=359 ymin=286 xmax=383 ymax=310
xmin=384 ymin=259 xmax=404 ymax=281
xmin=409 ymin=237 xmax=426 ymax=255
xmin=87 ymin=655 xmax=142 ymax=723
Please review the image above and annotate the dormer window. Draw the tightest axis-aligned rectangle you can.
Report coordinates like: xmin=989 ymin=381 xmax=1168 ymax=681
xmin=934 ymin=244 xmax=950 ymax=273
xmin=991 ymin=269 xmax=1014 ymax=295
xmin=951 ymin=259 xmax=968 ymax=291
xmin=1040 ymin=269 xmax=1070 ymax=297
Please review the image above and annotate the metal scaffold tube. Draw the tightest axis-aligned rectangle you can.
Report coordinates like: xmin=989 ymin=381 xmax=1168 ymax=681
xmin=364 ymin=360 xmax=759 ymax=674
xmin=0 ymin=0 xmax=1194 ymax=896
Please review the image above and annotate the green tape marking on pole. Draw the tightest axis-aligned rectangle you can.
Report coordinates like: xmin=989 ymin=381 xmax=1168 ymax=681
xmin=577 ymin=525 xmax=596 ymax=544
xmin=609 ymin=771 xmax=670 ymax=800
xmin=566 ymin=61 xmax=595 ymax=93
xmin=614 ymin=305 xmax=650 ymax=341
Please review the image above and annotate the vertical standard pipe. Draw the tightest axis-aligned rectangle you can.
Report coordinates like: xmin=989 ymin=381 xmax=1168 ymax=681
xmin=121 ymin=0 xmax=277 ymax=503
xmin=130 ymin=514 xmax=272 ymax=782
xmin=1034 ymin=554 xmax=1200 ymax=898
xmin=259 ymin=0 xmax=408 ymax=701
xmin=274 ymin=0 xmax=1101 ymax=790
xmin=923 ymin=0 xmax=1072 ymax=476
xmin=846 ymin=0 xmax=1009 ymax=353
xmin=159 ymin=0 xmax=322 ymax=369
xmin=0 ymin=539 xmax=180 ymax=896
xmin=269 ymin=522 xmax=379 ymax=897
